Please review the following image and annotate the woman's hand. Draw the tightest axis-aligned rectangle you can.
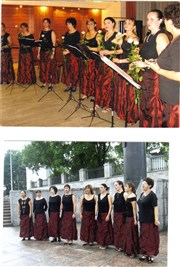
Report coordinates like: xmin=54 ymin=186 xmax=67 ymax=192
xmin=100 ymin=50 xmax=109 ymax=56
xmin=72 ymin=213 xmax=76 ymax=219
xmin=134 ymin=61 xmax=146 ymax=68
xmin=154 ymin=218 xmax=160 ymax=226
xmin=63 ymin=49 xmax=69 ymax=55
xmin=105 ymin=215 xmax=110 ymax=221
xmin=37 ymin=53 xmax=40 ymax=60
xmin=113 ymin=58 xmax=120 ymax=63
xmin=145 ymin=60 xmax=161 ymax=73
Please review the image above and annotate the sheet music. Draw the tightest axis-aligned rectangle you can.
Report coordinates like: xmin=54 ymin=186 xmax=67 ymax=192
xmin=67 ymin=45 xmax=88 ymax=59
xmin=101 ymin=56 xmax=141 ymax=89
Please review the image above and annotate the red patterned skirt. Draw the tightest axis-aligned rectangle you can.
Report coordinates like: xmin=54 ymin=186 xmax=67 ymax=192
xmin=60 ymin=211 xmax=77 ymax=240
xmin=34 ymin=213 xmax=49 ymax=240
xmin=114 ymin=72 xmax=139 ymax=123
xmin=80 ymin=59 xmax=96 ymax=97
xmin=123 ymin=217 xmax=139 ymax=256
xmin=140 ymin=69 xmax=163 ymax=127
xmin=96 ymin=212 xmax=114 ymax=246
xmin=139 ymin=223 xmax=159 ymax=256
xmin=95 ymin=63 xmax=114 ymax=108
xmin=39 ymin=51 xmax=59 ymax=84
xmin=61 ymin=53 xmax=79 ymax=87
xmin=48 ymin=211 xmax=60 ymax=238
xmin=19 ymin=215 xmax=34 ymax=238
xmin=0 ymin=51 xmax=15 ymax=83
xmin=17 ymin=51 xmax=36 ymax=84
xmin=80 ymin=211 xmax=97 ymax=243
xmin=113 ymin=212 xmax=126 ymax=250
xmin=161 ymin=101 xmax=180 ymax=128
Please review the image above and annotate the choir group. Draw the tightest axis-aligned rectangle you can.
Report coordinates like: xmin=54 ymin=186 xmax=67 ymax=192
xmin=1 ymin=2 xmax=179 ymax=127
xmin=18 ymin=178 xmax=159 ymax=264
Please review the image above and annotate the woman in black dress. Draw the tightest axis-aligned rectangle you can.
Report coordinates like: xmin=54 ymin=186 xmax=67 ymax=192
xmin=96 ymin=183 xmax=113 ymax=249
xmin=37 ymin=18 xmax=59 ymax=89
xmin=18 ymin=191 xmax=33 ymax=241
xmin=60 ymin=184 xmax=77 ymax=245
xmin=61 ymin=17 xmax=80 ymax=92
xmin=17 ymin=22 xmax=36 ymax=85
xmin=137 ymin=178 xmax=160 ymax=263
xmin=48 ymin=186 xmax=61 ymax=242
xmin=113 ymin=181 xmax=126 ymax=252
xmin=33 ymin=190 xmax=48 ymax=240
xmin=123 ymin=182 xmax=139 ymax=258
xmin=80 ymin=184 xmax=97 ymax=246
xmin=1 ymin=22 xmax=15 ymax=84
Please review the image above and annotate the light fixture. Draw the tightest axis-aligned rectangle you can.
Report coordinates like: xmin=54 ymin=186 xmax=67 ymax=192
xmin=92 ymin=9 xmax=100 ymax=13
xmin=19 ymin=5 xmax=22 ymax=8
xmin=40 ymin=6 xmax=48 ymax=12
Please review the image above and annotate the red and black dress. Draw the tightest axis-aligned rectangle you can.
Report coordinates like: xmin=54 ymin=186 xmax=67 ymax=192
xmin=80 ymin=195 xmax=96 ymax=244
xmin=33 ymin=198 xmax=48 ymax=240
xmin=113 ymin=192 xmax=126 ymax=251
xmin=61 ymin=31 xmax=80 ymax=89
xmin=114 ymin=37 xmax=139 ymax=123
xmin=139 ymin=30 xmax=166 ymax=127
xmin=1 ymin=32 xmax=15 ymax=84
xmin=39 ymin=30 xmax=59 ymax=85
xmin=123 ymin=196 xmax=139 ymax=256
xmin=79 ymin=34 xmax=98 ymax=98
xmin=96 ymin=193 xmax=113 ymax=247
xmin=60 ymin=194 xmax=77 ymax=241
xmin=17 ymin=34 xmax=36 ymax=84
xmin=48 ymin=195 xmax=61 ymax=239
xmin=18 ymin=197 xmax=34 ymax=239
xmin=157 ymin=36 xmax=180 ymax=127
xmin=95 ymin=32 xmax=117 ymax=109
xmin=137 ymin=191 xmax=159 ymax=257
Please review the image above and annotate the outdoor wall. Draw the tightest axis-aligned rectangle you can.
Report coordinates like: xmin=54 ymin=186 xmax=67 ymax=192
xmin=10 ymin=171 xmax=168 ymax=231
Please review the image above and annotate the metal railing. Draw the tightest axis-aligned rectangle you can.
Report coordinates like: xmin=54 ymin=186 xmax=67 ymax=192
xmin=150 ymin=155 xmax=168 ymax=171
xmin=87 ymin=166 xmax=104 ymax=179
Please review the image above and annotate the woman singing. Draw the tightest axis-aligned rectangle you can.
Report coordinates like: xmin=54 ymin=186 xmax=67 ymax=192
xmin=60 ymin=184 xmax=77 ymax=245
xmin=135 ymin=9 xmax=170 ymax=127
xmin=61 ymin=17 xmax=80 ymax=92
xmin=113 ymin=19 xmax=139 ymax=124
xmin=33 ymin=190 xmax=48 ymax=241
xmin=37 ymin=18 xmax=59 ymax=89
xmin=137 ymin=178 xmax=160 ymax=263
xmin=79 ymin=18 xmax=99 ymax=101
xmin=113 ymin=181 xmax=126 ymax=252
xmin=80 ymin=184 xmax=98 ymax=246
xmin=96 ymin=184 xmax=113 ymax=249
xmin=18 ymin=191 xmax=33 ymax=241
xmin=123 ymin=182 xmax=139 ymax=258
xmin=1 ymin=23 xmax=15 ymax=84
xmin=17 ymin=22 xmax=36 ymax=85
xmin=48 ymin=186 xmax=61 ymax=242
xmin=95 ymin=17 xmax=120 ymax=113
xmin=145 ymin=3 xmax=180 ymax=127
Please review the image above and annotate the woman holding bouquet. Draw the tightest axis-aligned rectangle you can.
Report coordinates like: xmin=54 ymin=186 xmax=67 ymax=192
xmin=17 ymin=22 xmax=36 ymax=85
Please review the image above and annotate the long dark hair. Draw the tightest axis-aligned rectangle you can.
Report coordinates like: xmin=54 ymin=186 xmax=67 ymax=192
xmin=116 ymin=180 xmax=125 ymax=191
xmin=126 ymin=182 xmax=136 ymax=194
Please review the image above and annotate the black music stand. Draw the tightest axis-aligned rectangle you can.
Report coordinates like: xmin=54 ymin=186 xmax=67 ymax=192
xmin=100 ymin=56 xmax=142 ymax=127
xmin=58 ymin=44 xmax=90 ymax=120
xmin=77 ymin=44 xmax=111 ymax=127
xmin=38 ymin=46 xmax=63 ymax=102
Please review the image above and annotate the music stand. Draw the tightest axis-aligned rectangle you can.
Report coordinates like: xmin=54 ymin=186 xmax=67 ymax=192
xmin=38 ymin=46 xmax=63 ymax=102
xmin=77 ymin=44 xmax=111 ymax=127
xmin=58 ymin=44 xmax=90 ymax=120
xmin=100 ymin=56 xmax=142 ymax=127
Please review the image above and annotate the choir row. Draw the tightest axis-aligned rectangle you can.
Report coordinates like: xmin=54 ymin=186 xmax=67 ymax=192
xmin=18 ymin=178 xmax=159 ymax=264
xmin=1 ymin=2 xmax=179 ymax=127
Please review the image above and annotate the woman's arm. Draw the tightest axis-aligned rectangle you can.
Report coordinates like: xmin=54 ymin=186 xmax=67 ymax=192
xmin=105 ymin=195 xmax=112 ymax=221
xmin=72 ymin=195 xmax=76 ymax=219
xmin=131 ymin=200 xmax=137 ymax=225
xmin=154 ymin=206 xmax=160 ymax=226
xmin=51 ymin=30 xmax=56 ymax=58
xmin=18 ymin=202 xmax=21 ymax=217
xmin=29 ymin=200 xmax=33 ymax=218
xmin=79 ymin=196 xmax=83 ymax=221
xmin=94 ymin=195 xmax=98 ymax=220
xmin=156 ymin=33 xmax=169 ymax=56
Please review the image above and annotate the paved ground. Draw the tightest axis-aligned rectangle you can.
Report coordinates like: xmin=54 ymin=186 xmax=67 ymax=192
xmin=2 ymin=226 xmax=167 ymax=267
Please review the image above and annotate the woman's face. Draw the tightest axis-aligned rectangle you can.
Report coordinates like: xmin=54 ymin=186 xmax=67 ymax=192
xmin=64 ymin=186 xmax=70 ymax=194
xmin=85 ymin=187 xmax=91 ymax=194
xmin=20 ymin=26 xmax=27 ymax=34
xmin=142 ymin=181 xmax=150 ymax=192
xmin=67 ymin=22 xmax=74 ymax=31
xmin=43 ymin=20 xmax=50 ymax=29
xmin=147 ymin=12 xmax=162 ymax=32
xmin=124 ymin=184 xmax=131 ymax=193
xmin=21 ymin=191 xmax=26 ymax=198
xmin=99 ymin=185 xmax=106 ymax=194
xmin=124 ymin=19 xmax=135 ymax=32
xmin=87 ymin=21 xmax=96 ymax=31
xmin=36 ymin=192 xmax=41 ymax=198
xmin=114 ymin=182 xmax=121 ymax=191
xmin=104 ymin=19 xmax=115 ymax=31
xmin=50 ymin=188 xmax=55 ymax=195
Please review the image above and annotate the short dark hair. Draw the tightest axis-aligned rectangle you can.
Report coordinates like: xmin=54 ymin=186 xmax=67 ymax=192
xmin=66 ymin=17 xmax=77 ymax=27
xmin=104 ymin=17 xmax=116 ymax=27
xmin=49 ymin=185 xmax=58 ymax=194
xmin=35 ymin=190 xmax=41 ymax=193
xmin=143 ymin=177 xmax=154 ymax=189
xmin=164 ymin=2 xmax=180 ymax=29
xmin=101 ymin=183 xmax=109 ymax=191
xmin=64 ymin=184 xmax=71 ymax=189
xmin=20 ymin=22 xmax=28 ymax=28
xmin=43 ymin=18 xmax=51 ymax=24
xmin=21 ymin=190 xmax=26 ymax=195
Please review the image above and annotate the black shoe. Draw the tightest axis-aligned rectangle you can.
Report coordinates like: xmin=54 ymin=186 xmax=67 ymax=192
xmin=147 ymin=257 xmax=154 ymax=264
xmin=48 ymin=85 xmax=53 ymax=90
xmin=40 ymin=85 xmax=46 ymax=89
xmin=28 ymin=237 xmax=31 ymax=240
xmin=71 ymin=87 xmax=76 ymax=92
xmin=139 ymin=255 xmax=146 ymax=261
xmin=58 ymin=237 xmax=61 ymax=242
xmin=64 ymin=87 xmax=70 ymax=92
xmin=22 ymin=237 xmax=25 ymax=241
xmin=90 ymin=98 xmax=95 ymax=102
xmin=51 ymin=238 xmax=57 ymax=242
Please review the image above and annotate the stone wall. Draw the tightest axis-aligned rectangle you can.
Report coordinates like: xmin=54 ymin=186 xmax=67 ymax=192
xmin=10 ymin=171 xmax=168 ymax=231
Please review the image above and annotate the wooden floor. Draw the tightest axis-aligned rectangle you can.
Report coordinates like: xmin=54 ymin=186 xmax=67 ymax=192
xmin=0 ymin=65 xmax=139 ymax=127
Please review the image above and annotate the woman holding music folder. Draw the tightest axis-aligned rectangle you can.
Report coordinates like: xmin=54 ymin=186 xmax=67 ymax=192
xmin=1 ymin=23 xmax=15 ymax=84
xmin=79 ymin=18 xmax=99 ymax=101
xmin=61 ymin=17 xmax=80 ymax=92
xmin=17 ymin=23 xmax=36 ymax=85
xmin=37 ymin=18 xmax=59 ymax=89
